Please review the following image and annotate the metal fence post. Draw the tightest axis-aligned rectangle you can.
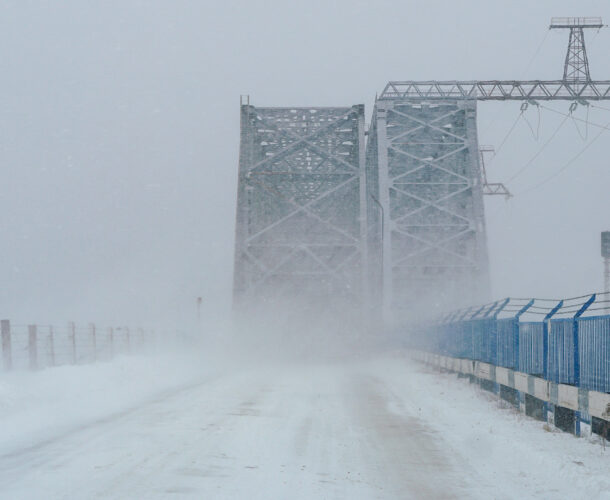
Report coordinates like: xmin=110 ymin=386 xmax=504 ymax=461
xmin=572 ymin=294 xmax=596 ymax=437
xmin=1 ymin=320 xmax=11 ymax=371
xmin=492 ymin=298 xmax=511 ymax=366
xmin=514 ymin=299 xmax=535 ymax=371
xmin=28 ymin=324 xmax=37 ymax=370
xmin=543 ymin=300 xmax=563 ymax=380
xmin=573 ymin=294 xmax=596 ymax=387
xmin=469 ymin=305 xmax=487 ymax=361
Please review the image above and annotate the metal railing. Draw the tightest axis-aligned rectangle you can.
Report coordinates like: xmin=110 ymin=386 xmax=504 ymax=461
xmin=550 ymin=17 xmax=604 ymax=28
xmin=415 ymin=293 xmax=610 ymax=393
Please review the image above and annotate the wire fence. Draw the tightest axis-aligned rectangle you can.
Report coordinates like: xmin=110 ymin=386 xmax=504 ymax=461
xmin=0 ymin=320 xmax=179 ymax=372
xmin=414 ymin=292 xmax=610 ymax=394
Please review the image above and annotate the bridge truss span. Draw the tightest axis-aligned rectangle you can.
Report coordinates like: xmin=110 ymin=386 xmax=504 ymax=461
xmin=233 ymin=104 xmax=367 ymax=308
xmin=367 ymin=98 xmax=490 ymax=324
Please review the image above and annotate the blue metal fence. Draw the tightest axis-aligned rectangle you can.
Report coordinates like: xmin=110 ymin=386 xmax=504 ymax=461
xmin=518 ymin=321 xmax=545 ymax=376
xmin=548 ymin=318 xmax=575 ymax=384
xmin=472 ymin=318 xmax=496 ymax=363
xmin=578 ymin=316 xmax=610 ymax=392
xmin=423 ymin=293 xmax=610 ymax=394
xmin=496 ymin=318 xmax=518 ymax=369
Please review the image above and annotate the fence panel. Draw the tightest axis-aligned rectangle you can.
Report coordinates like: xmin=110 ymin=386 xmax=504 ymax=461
xmin=458 ymin=321 xmax=473 ymax=359
xmin=578 ymin=316 xmax=610 ymax=393
xmin=496 ymin=318 xmax=518 ymax=369
xmin=518 ymin=321 xmax=545 ymax=376
xmin=421 ymin=299 xmax=610 ymax=395
xmin=34 ymin=326 xmax=54 ymax=370
xmin=472 ymin=318 xmax=496 ymax=363
xmin=435 ymin=324 xmax=447 ymax=356
xmin=548 ymin=318 xmax=575 ymax=384
xmin=9 ymin=326 xmax=30 ymax=370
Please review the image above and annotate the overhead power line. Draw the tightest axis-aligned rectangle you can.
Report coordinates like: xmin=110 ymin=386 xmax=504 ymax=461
xmin=540 ymin=104 xmax=610 ymax=131
xmin=504 ymin=112 xmax=570 ymax=185
xmin=491 ymin=112 xmax=522 ymax=161
xmin=517 ymin=118 xmax=610 ymax=195
xmin=522 ymin=29 xmax=551 ymax=76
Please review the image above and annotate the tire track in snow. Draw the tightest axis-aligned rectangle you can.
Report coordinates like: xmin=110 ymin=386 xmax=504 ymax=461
xmin=348 ymin=373 xmax=475 ymax=499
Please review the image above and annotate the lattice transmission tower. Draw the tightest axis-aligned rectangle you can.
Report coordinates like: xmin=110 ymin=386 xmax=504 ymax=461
xmin=550 ymin=17 xmax=604 ymax=84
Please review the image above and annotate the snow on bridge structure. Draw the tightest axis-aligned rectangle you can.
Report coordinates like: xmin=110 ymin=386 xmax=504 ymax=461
xmin=233 ymin=17 xmax=610 ymax=326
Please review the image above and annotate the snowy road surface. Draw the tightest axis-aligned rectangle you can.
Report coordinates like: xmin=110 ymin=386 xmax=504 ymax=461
xmin=1 ymin=353 xmax=609 ymax=499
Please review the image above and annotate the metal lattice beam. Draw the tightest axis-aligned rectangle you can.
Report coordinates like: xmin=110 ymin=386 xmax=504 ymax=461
xmin=379 ymin=80 xmax=610 ymax=101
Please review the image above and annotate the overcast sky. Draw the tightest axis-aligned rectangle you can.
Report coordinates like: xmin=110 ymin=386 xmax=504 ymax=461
xmin=1 ymin=0 xmax=609 ymax=328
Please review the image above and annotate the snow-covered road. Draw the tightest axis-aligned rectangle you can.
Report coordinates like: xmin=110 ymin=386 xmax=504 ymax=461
xmin=1 ymin=354 xmax=609 ymax=499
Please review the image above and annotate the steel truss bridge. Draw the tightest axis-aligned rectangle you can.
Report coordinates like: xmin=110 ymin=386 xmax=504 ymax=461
xmin=233 ymin=18 xmax=610 ymax=325
xmin=233 ymin=103 xmax=367 ymax=308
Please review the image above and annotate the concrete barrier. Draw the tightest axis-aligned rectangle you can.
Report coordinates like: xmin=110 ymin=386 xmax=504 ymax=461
xmin=412 ymin=349 xmax=610 ymax=437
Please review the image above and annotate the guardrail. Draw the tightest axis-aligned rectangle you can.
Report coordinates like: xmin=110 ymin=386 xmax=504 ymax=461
xmin=415 ymin=293 xmax=610 ymax=394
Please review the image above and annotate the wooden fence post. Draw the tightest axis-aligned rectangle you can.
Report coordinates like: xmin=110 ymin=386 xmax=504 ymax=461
xmin=90 ymin=323 xmax=97 ymax=361
xmin=28 ymin=324 xmax=37 ymax=370
xmin=108 ymin=327 xmax=114 ymax=359
xmin=69 ymin=322 xmax=76 ymax=364
xmin=49 ymin=325 xmax=55 ymax=367
xmin=1 ymin=320 xmax=11 ymax=371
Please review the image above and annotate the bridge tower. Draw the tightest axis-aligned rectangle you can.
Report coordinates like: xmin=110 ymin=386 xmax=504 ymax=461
xmin=233 ymin=100 xmax=367 ymax=313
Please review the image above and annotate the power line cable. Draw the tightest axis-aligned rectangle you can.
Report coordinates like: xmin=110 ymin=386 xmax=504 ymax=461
xmin=486 ymin=27 xmax=603 ymax=164
xmin=504 ymin=112 xmax=570 ymax=184
xmin=590 ymin=103 xmax=610 ymax=113
xmin=517 ymin=119 xmax=610 ymax=195
xmin=569 ymin=102 xmax=590 ymax=140
xmin=522 ymin=29 xmax=551 ymax=76
xmin=540 ymin=104 xmax=610 ymax=131
xmin=491 ymin=112 xmax=522 ymax=162
xmin=522 ymin=104 xmax=541 ymax=140
xmin=480 ymin=30 xmax=550 ymax=136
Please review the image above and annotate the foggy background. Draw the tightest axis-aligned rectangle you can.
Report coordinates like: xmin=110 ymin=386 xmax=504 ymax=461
xmin=1 ymin=0 xmax=609 ymax=330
